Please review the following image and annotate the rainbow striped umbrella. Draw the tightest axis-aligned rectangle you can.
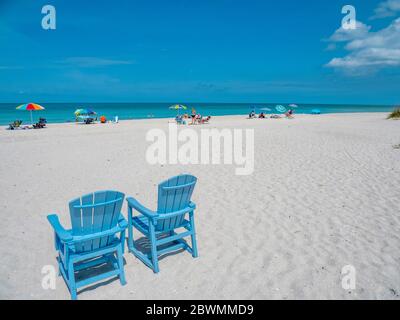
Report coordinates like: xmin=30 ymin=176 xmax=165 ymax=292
xmin=16 ymin=103 xmax=45 ymax=124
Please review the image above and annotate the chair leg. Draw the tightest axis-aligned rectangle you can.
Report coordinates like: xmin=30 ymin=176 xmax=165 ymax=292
xmin=169 ymin=230 xmax=178 ymax=244
xmin=121 ymin=230 xmax=126 ymax=254
xmin=57 ymin=255 xmax=61 ymax=276
xmin=149 ymin=224 xmax=159 ymax=273
xmin=127 ymin=207 xmax=134 ymax=252
xmin=189 ymin=211 xmax=199 ymax=258
xmin=117 ymin=245 xmax=127 ymax=285
xmin=67 ymin=260 xmax=77 ymax=300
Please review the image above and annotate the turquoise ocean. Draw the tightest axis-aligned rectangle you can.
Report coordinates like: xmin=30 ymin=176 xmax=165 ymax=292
xmin=0 ymin=102 xmax=395 ymax=125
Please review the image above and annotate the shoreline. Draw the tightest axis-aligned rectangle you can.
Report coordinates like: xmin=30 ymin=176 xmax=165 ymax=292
xmin=1 ymin=112 xmax=394 ymax=129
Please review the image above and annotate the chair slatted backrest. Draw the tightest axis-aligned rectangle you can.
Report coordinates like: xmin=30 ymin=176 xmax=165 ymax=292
xmin=69 ymin=190 xmax=124 ymax=253
xmin=156 ymin=175 xmax=197 ymax=232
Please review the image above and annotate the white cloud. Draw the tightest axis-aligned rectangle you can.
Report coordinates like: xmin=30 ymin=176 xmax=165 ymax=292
xmin=371 ymin=0 xmax=400 ymax=19
xmin=328 ymin=48 xmax=400 ymax=68
xmin=328 ymin=21 xmax=371 ymax=42
xmin=326 ymin=18 xmax=400 ymax=74
xmin=58 ymin=57 xmax=134 ymax=68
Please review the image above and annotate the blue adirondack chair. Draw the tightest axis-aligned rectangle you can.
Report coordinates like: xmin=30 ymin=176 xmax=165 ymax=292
xmin=175 ymin=115 xmax=185 ymax=125
xmin=127 ymin=174 xmax=198 ymax=273
xmin=47 ymin=190 xmax=127 ymax=300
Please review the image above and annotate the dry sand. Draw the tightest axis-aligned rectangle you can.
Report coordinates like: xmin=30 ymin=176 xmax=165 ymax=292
xmin=0 ymin=113 xmax=399 ymax=300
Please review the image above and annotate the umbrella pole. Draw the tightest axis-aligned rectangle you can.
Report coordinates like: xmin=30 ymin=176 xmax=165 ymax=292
xmin=30 ymin=110 xmax=33 ymax=125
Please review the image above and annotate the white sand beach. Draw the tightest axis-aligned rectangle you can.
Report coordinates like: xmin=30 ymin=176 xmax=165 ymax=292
xmin=0 ymin=112 xmax=399 ymax=300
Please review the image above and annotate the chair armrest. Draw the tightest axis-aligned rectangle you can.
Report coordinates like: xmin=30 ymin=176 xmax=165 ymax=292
xmin=118 ymin=214 xmax=128 ymax=229
xmin=47 ymin=214 xmax=73 ymax=242
xmin=126 ymin=197 xmax=158 ymax=221
xmin=189 ymin=201 xmax=196 ymax=210
xmin=158 ymin=203 xmax=196 ymax=220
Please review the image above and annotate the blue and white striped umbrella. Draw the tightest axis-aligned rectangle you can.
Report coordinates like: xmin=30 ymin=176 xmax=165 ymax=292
xmin=275 ymin=105 xmax=287 ymax=113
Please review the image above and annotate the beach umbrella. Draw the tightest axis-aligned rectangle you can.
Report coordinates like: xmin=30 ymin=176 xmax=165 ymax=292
xmin=74 ymin=108 xmax=96 ymax=116
xmin=76 ymin=115 xmax=94 ymax=121
xmin=169 ymin=104 xmax=187 ymax=116
xmin=16 ymin=103 xmax=45 ymax=124
xmin=74 ymin=108 xmax=86 ymax=116
xmin=275 ymin=105 xmax=287 ymax=113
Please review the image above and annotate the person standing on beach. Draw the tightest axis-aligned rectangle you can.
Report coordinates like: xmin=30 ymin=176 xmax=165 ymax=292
xmin=191 ymin=108 xmax=196 ymax=125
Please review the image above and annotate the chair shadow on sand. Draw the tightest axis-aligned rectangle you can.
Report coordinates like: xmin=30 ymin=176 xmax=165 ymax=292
xmin=76 ymin=233 xmax=186 ymax=296
xmin=75 ymin=256 xmax=128 ymax=296
xmin=132 ymin=233 xmax=186 ymax=262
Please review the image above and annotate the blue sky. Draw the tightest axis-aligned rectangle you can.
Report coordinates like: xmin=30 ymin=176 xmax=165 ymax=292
xmin=0 ymin=0 xmax=399 ymax=104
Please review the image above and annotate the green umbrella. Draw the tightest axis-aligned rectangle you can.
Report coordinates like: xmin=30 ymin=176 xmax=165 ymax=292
xmin=169 ymin=104 xmax=188 ymax=116
xmin=74 ymin=108 xmax=96 ymax=116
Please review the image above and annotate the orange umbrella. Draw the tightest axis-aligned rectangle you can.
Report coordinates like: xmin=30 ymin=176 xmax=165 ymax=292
xmin=16 ymin=103 xmax=45 ymax=124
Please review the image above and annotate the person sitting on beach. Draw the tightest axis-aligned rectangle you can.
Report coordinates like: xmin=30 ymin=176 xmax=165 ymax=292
xmin=33 ymin=117 xmax=47 ymax=129
xmin=195 ymin=114 xmax=202 ymax=124
xmin=100 ymin=115 xmax=107 ymax=123
xmin=33 ymin=122 xmax=46 ymax=129
xmin=248 ymin=111 xmax=256 ymax=119
xmin=285 ymin=109 xmax=294 ymax=119
xmin=8 ymin=120 xmax=23 ymax=130
xmin=201 ymin=116 xmax=211 ymax=124
xmin=259 ymin=112 xmax=266 ymax=119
